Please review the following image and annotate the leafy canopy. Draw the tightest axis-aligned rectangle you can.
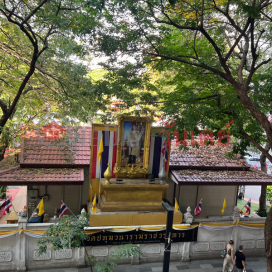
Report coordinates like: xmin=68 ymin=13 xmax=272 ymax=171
xmin=94 ymin=0 xmax=272 ymax=160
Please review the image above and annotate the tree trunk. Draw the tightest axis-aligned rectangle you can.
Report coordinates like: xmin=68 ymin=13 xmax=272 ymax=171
xmin=0 ymin=140 xmax=9 ymax=162
xmin=260 ymin=143 xmax=270 ymax=211
xmin=265 ymin=208 xmax=272 ymax=271
xmin=260 ymin=185 xmax=268 ymax=211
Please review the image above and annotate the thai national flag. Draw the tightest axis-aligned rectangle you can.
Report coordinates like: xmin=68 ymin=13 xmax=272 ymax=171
xmin=194 ymin=200 xmax=202 ymax=216
xmin=161 ymin=142 xmax=168 ymax=171
xmin=3 ymin=198 xmax=12 ymax=215
xmin=149 ymin=136 xmax=169 ymax=178
xmin=245 ymin=199 xmax=251 ymax=215
xmin=91 ymin=130 xmax=117 ymax=178
xmin=59 ymin=201 xmax=69 ymax=220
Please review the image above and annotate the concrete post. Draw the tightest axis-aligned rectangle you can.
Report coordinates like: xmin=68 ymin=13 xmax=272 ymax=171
xmin=76 ymin=247 xmax=85 ymax=268
xmin=230 ymin=224 xmax=239 ymax=252
xmin=131 ymin=245 xmax=140 ymax=265
xmin=17 ymin=216 xmax=28 ymax=271
xmin=181 ymin=242 xmax=190 ymax=262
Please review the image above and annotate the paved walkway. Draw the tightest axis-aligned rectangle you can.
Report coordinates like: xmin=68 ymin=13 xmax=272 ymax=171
xmin=30 ymin=256 xmax=266 ymax=272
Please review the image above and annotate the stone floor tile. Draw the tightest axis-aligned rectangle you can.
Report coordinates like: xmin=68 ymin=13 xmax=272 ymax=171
xmin=151 ymin=267 xmax=163 ymax=271
xmin=33 ymin=270 xmax=65 ymax=272
xmin=139 ymin=268 xmax=152 ymax=272
xmin=188 ymin=264 xmax=200 ymax=269
xmin=124 ymin=267 xmax=140 ymax=272
xmin=195 ymin=259 xmax=219 ymax=264
xmin=252 ymin=269 xmax=267 ymax=272
xmin=199 ymin=264 xmax=213 ymax=269
xmin=79 ymin=268 xmax=92 ymax=272
xmin=176 ymin=265 xmax=190 ymax=270
xmin=200 ymin=269 xmax=221 ymax=272
xmin=112 ymin=268 xmax=126 ymax=272
xmin=246 ymin=261 xmax=259 ymax=265
xmin=62 ymin=269 xmax=78 ymax=272
xmin=211 ymin=263 xmax=223 ymax=268
xmin=169 ymin=265 xmax=178 ymax=270
xmin=246 ymin=258 xmax=261 ymax=262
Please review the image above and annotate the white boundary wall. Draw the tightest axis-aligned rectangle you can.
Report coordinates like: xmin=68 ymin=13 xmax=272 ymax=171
xmin=0 ymin=217 xmax=266 ymax=271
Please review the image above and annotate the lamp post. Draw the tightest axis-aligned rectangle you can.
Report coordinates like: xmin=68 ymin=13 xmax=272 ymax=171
xmin=162 ymin=202 xmax=174 ymax=272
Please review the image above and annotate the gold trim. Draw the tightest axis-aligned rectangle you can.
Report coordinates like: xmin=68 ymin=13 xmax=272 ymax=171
xmin=104 ymin=162 xmax=112 ymax=185
xmin=114 ymin=115 xmax=151 ymax=178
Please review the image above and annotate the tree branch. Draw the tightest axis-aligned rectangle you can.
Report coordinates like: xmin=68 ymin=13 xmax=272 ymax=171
xmin=22 ymin=0 xmax=49 ymax=25
xmin=239 ymin=130 xmax=272 ymax=163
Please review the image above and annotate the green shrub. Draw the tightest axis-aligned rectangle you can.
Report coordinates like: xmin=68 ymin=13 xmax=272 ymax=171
xmin=255 ymin=209 xmax=268 ymax=217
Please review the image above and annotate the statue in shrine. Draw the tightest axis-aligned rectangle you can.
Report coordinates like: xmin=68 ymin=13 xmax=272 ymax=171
xmin=184 ymin=206 xmax=193 ymax=224
xmin=232 ymin=206 xmax=240 ymax=223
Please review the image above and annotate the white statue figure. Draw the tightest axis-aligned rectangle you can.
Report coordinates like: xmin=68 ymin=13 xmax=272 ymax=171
xmin=232 ymin=206 xmax=240 ymax=223
xmin=184 ymin=206 xmax=193 ymax=224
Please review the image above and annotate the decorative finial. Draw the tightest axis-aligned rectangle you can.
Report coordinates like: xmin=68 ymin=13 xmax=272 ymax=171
xmin=104 ymin=162 xmax=112 ymax=185
xmin=158 ymin=166 xmax=167 ymax=184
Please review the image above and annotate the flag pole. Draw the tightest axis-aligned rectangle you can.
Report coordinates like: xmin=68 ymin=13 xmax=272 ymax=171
xmin=99 ymin=159 xmax=102 ymax=204
xmin=11 ymin=201 xmax=17 ymax=214
xmin=62 ymin=200 xmax=78 ymax=220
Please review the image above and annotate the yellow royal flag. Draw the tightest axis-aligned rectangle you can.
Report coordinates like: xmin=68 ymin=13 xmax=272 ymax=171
xmin=221 ymin=198 xmax=227 ymax=215
xmin=92 ymin=195 xmax=97 ymax=214
xmin=37 ymin=199 xmax=44 ymax=216
xmin=98 ymin=134 xmax=104 ymax=165
xmin=174 ymin=199 xmax=180 ymax=213
xmin=270 ymin=202 xmax=272 ymax=209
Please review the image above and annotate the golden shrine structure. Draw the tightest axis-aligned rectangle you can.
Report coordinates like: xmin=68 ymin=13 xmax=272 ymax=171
xmin=88 ymin=115 xmax=183 ymax=226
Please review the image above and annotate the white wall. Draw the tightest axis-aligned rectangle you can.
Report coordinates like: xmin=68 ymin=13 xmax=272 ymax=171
xmin=167 ymin=178 xmax=238 ymax=217
xmin=0 ymin=217 xmax=266 ymax=271
xmin=28 ymin=167 xmax=90 ymax=218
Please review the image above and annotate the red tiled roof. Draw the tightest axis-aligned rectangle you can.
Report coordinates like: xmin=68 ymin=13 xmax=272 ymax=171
xmin=171 ymin=169 xmax=272 ymax=185
xmin=0 ymin=166 xmax=84 ymax=185
xmin=170 ymin=142 xmax=250 ymax=170
xmin=20 ymin=125 xmax=91 ymax=167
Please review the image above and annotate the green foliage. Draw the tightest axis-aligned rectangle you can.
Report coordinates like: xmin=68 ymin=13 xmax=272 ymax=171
xmin=256 ymin=209 xmax=268 ymax=217
xmin=267 ymin=186 xmax=272 ymax=201
xmin=88 ymin=244 xmax=141 ymax=272
xmin=0 ymin=0 xmax=107 ymax=157
xmin=37 ymin=213 xmax=89 ymax=256
xmin=0 ymin=186 xmax=7 ymax=199
xmin=37 ymin=213 xmax=140 ymax=272
xmin=93 ymin=0 xmax=272 ymax=159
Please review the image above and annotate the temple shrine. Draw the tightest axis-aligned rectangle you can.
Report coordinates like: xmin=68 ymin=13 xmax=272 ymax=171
xmin=88 ymin=115 xmax=183 ymax=226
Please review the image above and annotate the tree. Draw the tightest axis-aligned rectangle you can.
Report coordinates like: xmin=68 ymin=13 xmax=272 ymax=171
xmin=0 ymin=0 xmax=106 ymax=158
xmin=96 ymin=0 xmax=272 ymax=162
xmin=37 ymin=213 xmax=140 ymax=272
xmin=95 ymin=0 xmax=272 ymax=269
xmin=260 ymin=143 xmax=271 ymax=213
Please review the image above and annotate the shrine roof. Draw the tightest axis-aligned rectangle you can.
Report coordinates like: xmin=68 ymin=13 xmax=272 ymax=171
xmin=0 ymin=166 xmax=84 ymax=185
xmin=170 ymin=169 xmax=272 ymax=185
xmin=20 ymin=123 xmax=91 ymax=167
xmin=0 ymin=152 xmax=20 ymax=171
xmin=169 ymin=142 xmax=250 ymax=170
